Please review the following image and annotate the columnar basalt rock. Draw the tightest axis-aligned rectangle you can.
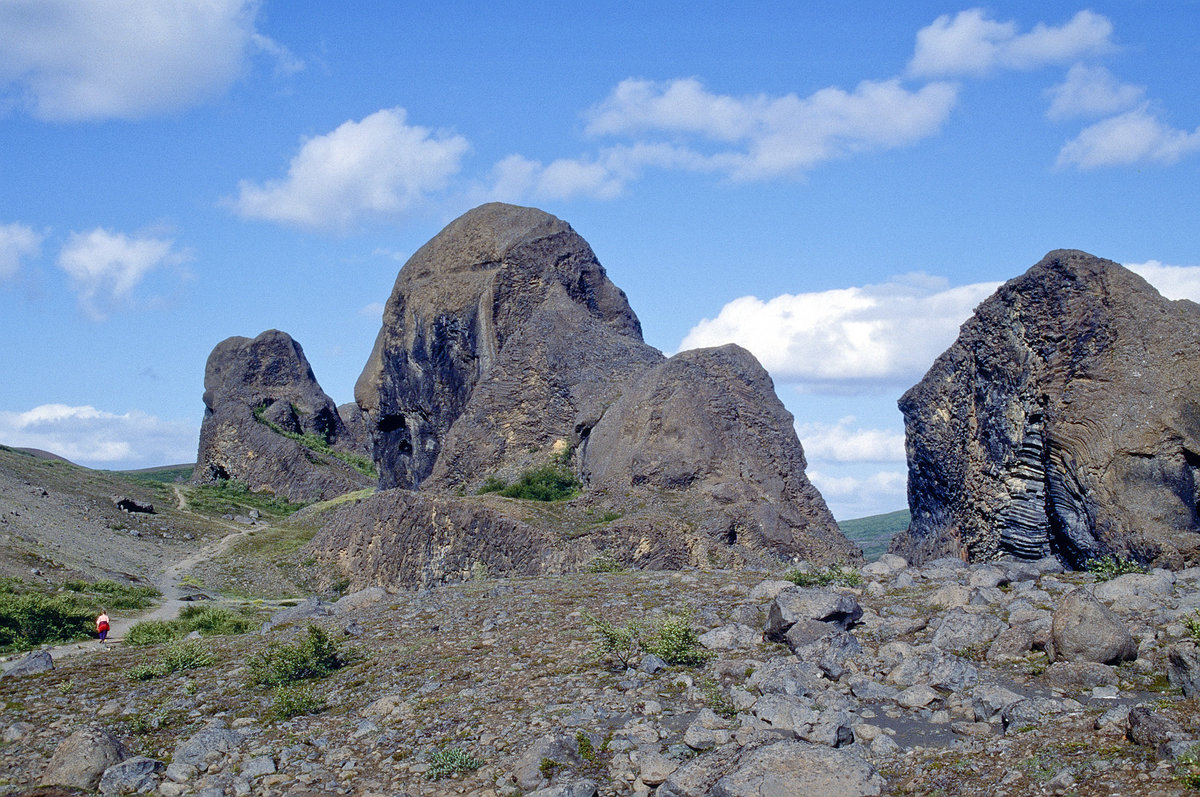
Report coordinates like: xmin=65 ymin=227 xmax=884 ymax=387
xmin=894 ymin=249 xmax=1200 ymax=568
xmin=195 ymin=330 xmax=373 ymax=503
xmin=312 ymin=202 xmax=856 ymax=586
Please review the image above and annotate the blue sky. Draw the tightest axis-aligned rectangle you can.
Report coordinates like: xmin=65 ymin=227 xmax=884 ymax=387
xmin=1 ymin=2 xmax=1198 ymax=519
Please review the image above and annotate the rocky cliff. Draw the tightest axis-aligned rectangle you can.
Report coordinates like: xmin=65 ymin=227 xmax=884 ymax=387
xmin=308 ymin=203 xmax=855 ymax=587
xmin=893 ymin=249 xmax=1200 ymax=568
xmin=194 ymin=330 xmax=374 ymax=503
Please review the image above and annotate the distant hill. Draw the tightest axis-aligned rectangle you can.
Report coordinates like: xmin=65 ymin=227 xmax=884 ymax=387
xmin=839 ymin=509 xmax=910 ymax=561
xmin=117 ymin=463 xmax=195 ymax=483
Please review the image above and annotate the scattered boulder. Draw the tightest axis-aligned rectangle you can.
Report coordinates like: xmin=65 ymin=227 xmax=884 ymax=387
xmin=99 ymin=756 xmax=165 ymax=795
xmin=764 ymin=588 xmax=863 ymax=641
xmin=260 ymin=596 xmax=333 ymax=633
xmin=112 ymin=495 xmax=154 ymax=513
xmin=1 ymin=649 xmax=53 ymax=679
xmin=194 ymin=329 xmax=373 ymax=503
xmin=1049 ymin=588 xmax=1137 ymax=664
xmin=658 ymin=739 xmax=883 ymax=797
xmin=894 ymin=249 xmax=1200 ymax=567
xmin=1167 ymin=643 xmax=1200 ymax=697
xmin=40 ymin=726 xmax=129 ymax=790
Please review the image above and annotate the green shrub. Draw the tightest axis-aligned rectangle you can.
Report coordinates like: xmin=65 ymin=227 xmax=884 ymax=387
xmin=125 ymin=620 xmax=178 ymax=646
xmin=126 ymin=639 xmax=214 ymax=680
xmin=583 ymin=612 xmax=644 ymax=670
xmin=253 ymin=406 xmax=377 ymax=479
xmin=0 ymin=592 xmax=93 ymax=652
xmin=271 ymin=683 xmax=325 ymax=720
xmin=499 ymin=463 xmax=580 ymax=501
xmin=62 ymin=579 xmax=159 ymax=611
xmin=784 ymin=565 xmax=862 ymax=588
xmin=475 ymin=476 xmax=507 ymax=495
xmin=644 ymin=615 xmax=711 ymax=667
xmin=425 ymin=747 xmax=481 ymax=780
xmin=248 ymin=624 xmax=346 ymax=686
xmin=1183 ymin=610 xmax=1200 ymax=642
xmin=128 ymin=663 xmax=161 ymax=681
xmin=701 ymin=677 xmax=738 ymax=719
xmin=584 ymin=553 xmax=625 ymax=573
xmin=1085 ymin=554 xmax=1147 ymax=581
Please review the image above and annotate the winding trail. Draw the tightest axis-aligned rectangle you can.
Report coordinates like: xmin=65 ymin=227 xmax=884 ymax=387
xmin=3 ymin=489 xmax=265 ymax=668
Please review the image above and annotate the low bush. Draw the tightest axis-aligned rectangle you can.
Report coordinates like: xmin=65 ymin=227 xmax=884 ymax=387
xmin=584 ymin=553 xmax=625 ymax=573
xmin=584 ymin=612 xmax=709 ymax=669
xmin=1183 ymin=610 xmax=1200 ymax=642
xmin=425 ymin=747 xmax=482 ymax=780
xmin=784 ymin=565 xmax=862 ymax=588
xmin=271 ymin=683 xmax=325 ymax=720
xmin=498 ymin=464 xmax=581 ymax=501
xmin=1086 ymin=554 xmax=1147 ymax=581
xmin=0 ymin=592 xmax=93 ymax=652
xmin=126 ymin=639 xmax=215 ymax=680
xmin=247 ymin=624 xmax=346 ymax=687
xmin=583 ymin=612 xmax=643 ymax=670
xmin=124 ymin=620 xmax=177 ymax=646
xmin=62 ymin=579 xmax=159 ymax=611
xmin=644 ymin=615 xmax=711 ymax=666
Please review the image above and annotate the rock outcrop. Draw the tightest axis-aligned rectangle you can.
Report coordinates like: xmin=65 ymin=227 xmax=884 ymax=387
xmin=894 ymin=249 xmax=1200 ymax=568
xmin=194 ymin=329 xmax=373 ymax=503
xmin=310 ymin=202 xmax=854 ymax=588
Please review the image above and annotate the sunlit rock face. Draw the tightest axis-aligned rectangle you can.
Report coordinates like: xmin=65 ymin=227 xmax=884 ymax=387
xmin=895 ymin=249 xmax=1200 ymax=569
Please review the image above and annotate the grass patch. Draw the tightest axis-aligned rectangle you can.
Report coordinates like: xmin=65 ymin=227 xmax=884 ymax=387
xmin=62 ymin=579 xmax=159 ymax=611
xmin=271 ymin=682 xmax=326 ymax=720
xmin=126 ymin=605 xmax=258 ymax=646
xmin=584 ymin=554 xmax=625 ymax=574
xmin=185 ymin=479 xmax=307 ymax=519
xmin=127 ymin=639 xmax=215 ymax=680
xmin=253 ymin=405 xmax=377 ymax=479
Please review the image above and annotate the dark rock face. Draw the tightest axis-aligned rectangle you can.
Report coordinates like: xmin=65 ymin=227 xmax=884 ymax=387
xmin=195 ymin=330 xmax=373 ymax=503
xmin=894 ymin=249 xmax=1200 ymax=568
xmin=313 ymin=203 xmax=854 ymax=588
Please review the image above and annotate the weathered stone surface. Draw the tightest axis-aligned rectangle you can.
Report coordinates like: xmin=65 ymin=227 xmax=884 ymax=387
xmin=930 ymin=608 xmax=1006 ymax=652
xmin=99 ymin=756 xmax=164 ymax=795
xmin=195 ymin=329 xmax=373 ymax=502
xmin=40 ymin=726 xmax=128 ymax=790
xmin=1167 ymin=643 xmax=1200 ymax=697
xmin=764 ymin=588 xmax=863 ymax=640
xmin=1049 ymin=588 xmax=1137 ymax=664
xmin=0 ymin=649 xmax=52 ymax=678
xmin=659 ymin=740 xmax=882 ymax=797
xmin=310 ymin=203 xmax=855 ymax=588
xmin=894 ymin=249 xmax=1200 ymax=568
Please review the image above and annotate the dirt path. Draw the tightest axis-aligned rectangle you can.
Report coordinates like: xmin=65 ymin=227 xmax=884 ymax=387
xmin=3 ymin=515 xmax=264 ymax=668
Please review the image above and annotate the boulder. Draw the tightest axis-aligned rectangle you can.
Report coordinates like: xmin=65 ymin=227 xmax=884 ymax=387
xmin=40 ymin=726 xmax=128 ymax=790
xmin=1 ymin=649 xmax=53 ymax=678
xmin=1049 ymin=588 xmax=1137 ymax=664
xmin=195 ymin=329 xmax=373 ymax=502
xmin=658 ymin=740 xmax=882 ymax=797
xmin=930 ymin=608 xmax=1007 ymax=652
xmin=1167 ymin=643 xmax=1200 ymax=697
xmin=764 ymin=588 xmax=863 ymax=641
xmin=894 ymin=249 xmax=1200 ymax=567
xmin=99 ymin=756 xmax=164 ymax=795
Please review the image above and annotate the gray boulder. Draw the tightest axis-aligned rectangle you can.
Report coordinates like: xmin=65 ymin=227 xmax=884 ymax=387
xmin=894 ymin=249 xmax=1200 ymax=568
xmin=764 ymin=588 xmax=863 ymax=641
xmin=172 ymin=723 xmax=242 ymax=768
xmin=782 ymin=620 xmax=862 ymax=680
xmin=1049 ymin=588 xmax=1137 ymax=664
xmin=195 ymin=329 xmax=373 ymax=502
xmin=1167 ymin=643 xmax=1200 ymax=697
xmin=260 ymin=596 xmax=333 ymax=633
xmin=40 ymin=725 xmax=129 ymax=790
xmin=1 ymin=649 xmax=53 ymax=678
xmin=99 ymin=756 xmax=164 ymax=795
xmin=930 ymin=608 xmax=1007 ymax=652
xmin=659 ymin=740 xmax=882 ymax=797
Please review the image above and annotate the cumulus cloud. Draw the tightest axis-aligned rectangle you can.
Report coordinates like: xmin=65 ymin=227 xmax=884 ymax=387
xmin=1045 ymin=64 xmax=1144 ymax=120
xmin=0 ymin=404 xmax=197 ymax=468
xmin=806 ymin=468 xmax=907 ymax=520
xmin=580 ymin=77 xmax=958 ymax=181
xmin=908 ymin=8 xmax=1114 ymax=77
xmin=231 ymin=107 xmax=470 ymax=230
xmin=1127 ymin=260 xmax=1200 ymax=303
xmin=0 ymin=222 xmax=42 ymax=280
xmin=1056 ymin=105 xmax=1200 ymax=169
xmin=0 ymin=0 xmax=300 ymax=121
xmin=57 ymin=228 xmax=187 ymax=320
xmin=678 ymin=274 xmax=1000 ymax=393
xmin=795 ymin=417 xmax=906 ymax=463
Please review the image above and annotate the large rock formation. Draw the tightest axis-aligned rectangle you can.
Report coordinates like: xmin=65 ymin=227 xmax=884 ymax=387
xmin=308 ymin=203 xmax=855 ymax=588
xmin=195 ymin=330 xmax=374 ymax=503
xmin=894 ymin=249 xmax=1200 ymax=568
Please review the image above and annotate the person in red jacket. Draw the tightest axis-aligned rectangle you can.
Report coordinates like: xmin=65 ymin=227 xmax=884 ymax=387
xmin=96 ymin=610 xmax=110 ymax=644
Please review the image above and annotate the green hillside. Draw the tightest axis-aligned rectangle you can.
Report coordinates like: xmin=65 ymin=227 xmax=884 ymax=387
xmin=839 ymin=508 xmax=910 ymax=561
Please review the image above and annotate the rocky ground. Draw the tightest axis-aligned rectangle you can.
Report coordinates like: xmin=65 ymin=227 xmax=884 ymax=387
xmin=3 ymin=555 xmax=1200 ymax=796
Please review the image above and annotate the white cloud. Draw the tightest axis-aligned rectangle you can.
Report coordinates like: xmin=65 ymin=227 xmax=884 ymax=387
xmin=908 ymin=8 xmax=1114 ymax=77
xmin=580 ymin=77 xmax=958 ymax=181
xmin=0 ymin=0 xmax=300 ymax=121
xmin=807 ymin=468 xmax=907 ymax=520
xmin=57 ymin=228 xmax=186 ymax=320
xmin=1127 ymin=260 xmax=1200 ymax=303
xmin=0 ymin=404 xmax=197 ymax=468
xmin=796 ymin=417 xmax=906 ymax=463
xmin=0 ymin=222 xmax=42 ymax=280
xmin=231 ymin=107 xmax=470 ymax=230
xmin=487 ymin=143 xmax=709 ymax=202
xmin=1045 ymin=64 xmax=1144 ymax=120
xmin=1056 ymin=105 xmax=1200 ymax=169
xmin=679 ymin=274 xmax=1000 ymax=393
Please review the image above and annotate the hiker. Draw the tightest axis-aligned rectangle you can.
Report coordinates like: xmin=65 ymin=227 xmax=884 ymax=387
xmin=96 ymin=610 xmax=110 ymax=644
